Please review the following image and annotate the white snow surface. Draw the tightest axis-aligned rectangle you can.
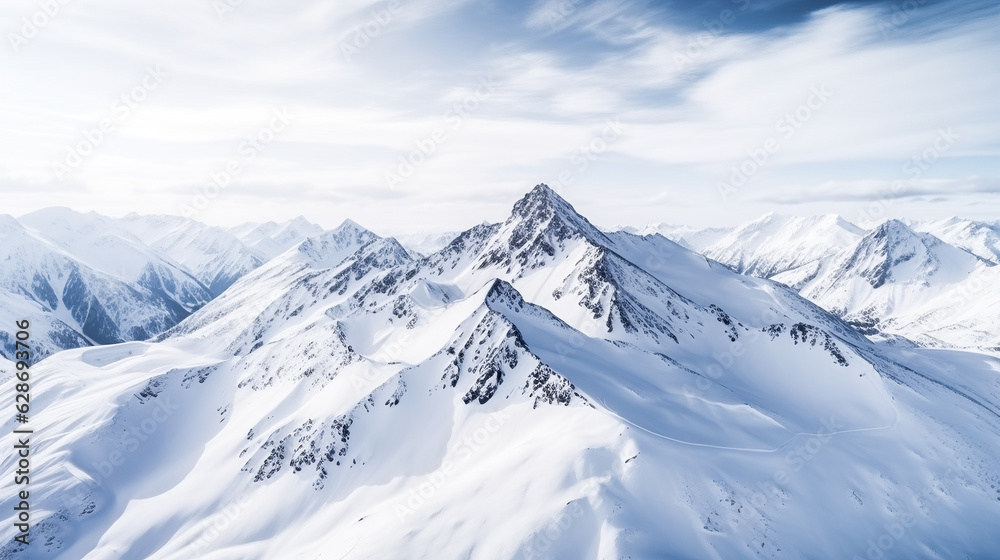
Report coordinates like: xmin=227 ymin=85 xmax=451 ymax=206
xmin=1 ymin=186 xmax=998 ymax=559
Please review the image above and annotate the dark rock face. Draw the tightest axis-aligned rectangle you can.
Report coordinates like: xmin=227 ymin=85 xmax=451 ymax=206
xmin=30 ymin=272 xmax=58 ymax=311
xmin=765 ymin=323 xmax=850 ymax=366
xmin=523 ymin=364 xmax=586 ymax=409
xmin=838 ymin=220 xmax=925 ymax=289
xmin=63 ymin=268 xmax=122 ymax=345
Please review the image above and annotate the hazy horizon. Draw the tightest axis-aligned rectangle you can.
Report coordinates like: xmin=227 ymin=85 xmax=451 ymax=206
xmin=8 ymin=187 xmax=997 ymax=238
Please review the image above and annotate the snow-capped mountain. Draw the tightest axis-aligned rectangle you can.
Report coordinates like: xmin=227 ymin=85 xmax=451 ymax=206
xmin=662 ymin=213 xmax=1000 ymax=353
xmin=792 ymin=219 xmax=999 ymax=350
xmin=3 ymin=185 xmax=999 ymax=559
xmin=114 ymin=213 xmax=263 ymax=296
xmin=697 ymin=213 xmax=867 ymax=288
xmin=19 ymin=208 xmax=212 ymax=311
xmin=0 ymin=211 xmax=329 ymax=360
xmin=0 ymin=213 xmax=207 ymax=359
xmin=911 ymin=216 xmax=1000 ymax=265
xmin=226 ymin=216 xmax=324 ymax=261
xmin=612 ymin=222 xmax=731 ymax=252
xmin=802 ymin=219 xmax=985 ymax=297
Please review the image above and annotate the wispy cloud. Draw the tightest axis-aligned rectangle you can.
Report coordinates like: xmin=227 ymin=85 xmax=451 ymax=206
xmin=0 ymin=0 xmax=996 ymax=231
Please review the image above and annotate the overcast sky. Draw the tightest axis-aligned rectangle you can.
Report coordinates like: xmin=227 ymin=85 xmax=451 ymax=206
xmin=1 ymin=0 xmax=998 ymax=233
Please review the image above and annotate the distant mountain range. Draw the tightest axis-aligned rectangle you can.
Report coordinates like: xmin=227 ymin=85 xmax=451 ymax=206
xmin=618 ymin=213 xmax=1000 ymax=353
xmin=0 ymin=210 xmax=326 ymax=361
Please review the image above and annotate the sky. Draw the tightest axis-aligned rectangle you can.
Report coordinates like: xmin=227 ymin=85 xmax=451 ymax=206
xmin=1 ymin=0 xmax=998 ymax=234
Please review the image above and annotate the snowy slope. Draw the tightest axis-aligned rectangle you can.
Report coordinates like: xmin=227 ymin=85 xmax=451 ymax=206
xmin=0 ymin=214 xmax=203 ymax=360
xmin=791 ymin=219 xmax=1000 ymax=351
xmin=641 ymin=213 xmax=1000 ymax=354
xmin=612 ymin=223 xmax=732 ymax=252
xmin=18 ymin=208 xmax=212 ymax=312
xmin=699 ymin=213 xmax=867 ymax=288
xmin=226 ymin=217 xmax=324 ymax=261
xmin=0 ymin=209 xmax=340 ymax=360
xmin=911 ymin=216 xmax=1000 ymax=265
xmin=114 ymin=213 xmax=262 ymax=296
xmin=2 ymin=186 xmax=998 ymax=559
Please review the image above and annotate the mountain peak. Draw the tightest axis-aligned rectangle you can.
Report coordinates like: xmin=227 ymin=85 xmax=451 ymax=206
xmin=511 ymin=183 xmax=571 ymax=215
xmin=333 ymin=218 xmax=369 ymax=235
xmin=295 ymin=220 xmax=382 ymax=267
xmin=861 ymin=219 xmax=921 ymax=253
xmin=870 ymin=219 xmax=920 ymax=243
xmin=821 ymin=214 xmax=866 ymax=235
xmin=484 ymin=278 xmax=524 ymax=308
xmin=466 ymin=184 xmax=613 ymax=275
xmin=877 ymin=217 xmax=909 ymax=230
xmin=507 ymin=183 xmax=608 ymax=245
xmin=287 ymin=215 xmax=315 ymax=227
xmin=530 ymin=182 xmax=556 ymax=197
xmin=837 ymin=218 xmax=984 ymax=289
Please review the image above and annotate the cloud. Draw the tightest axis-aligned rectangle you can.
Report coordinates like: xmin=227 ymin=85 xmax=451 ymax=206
xmin=0 ymin=0 xmax=996 ymax=231
xmin=751 ymin=177 xmax=1000 ymax=205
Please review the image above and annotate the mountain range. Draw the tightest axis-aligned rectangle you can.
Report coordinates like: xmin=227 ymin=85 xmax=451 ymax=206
xmin=623 ymin=213 xmax=1000 ymax=354
xmin=0 ymin=211 xmax=324 ymax=361
xmin=1 ymin=186 xmax=999 ymax=559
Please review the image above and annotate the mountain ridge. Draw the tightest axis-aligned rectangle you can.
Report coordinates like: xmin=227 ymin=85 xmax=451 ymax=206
xmin=3 ymin=185 xmax=998 ymax=559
